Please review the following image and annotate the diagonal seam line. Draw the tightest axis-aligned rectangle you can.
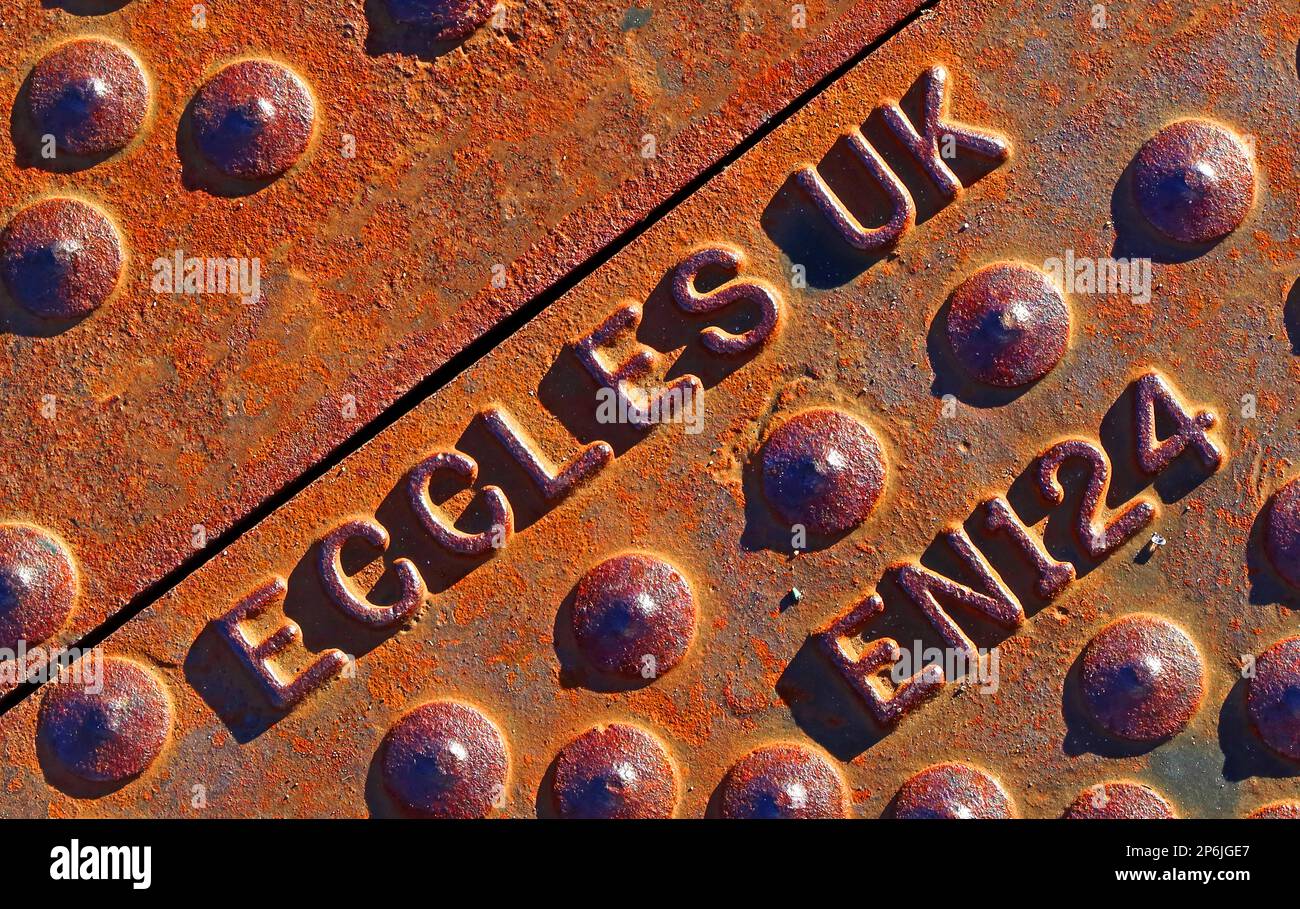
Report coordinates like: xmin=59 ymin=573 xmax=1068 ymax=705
xmin=0 ymin=0 xmax=939 ymax=718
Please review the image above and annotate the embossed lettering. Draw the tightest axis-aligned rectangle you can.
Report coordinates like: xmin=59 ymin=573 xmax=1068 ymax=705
xmin=670 ymin=245 xmax=783 ymax=354
xmin=880 ymin=64 xmax=1012 ymax=200
xmin=1133 ymin=371 xmax=1223 ymax=474
xmin=817 ymin=373 xmax=1221 ymax=729
xmin=795 ymin=128 xmax=914 ymax=251
xmin=983 ymin=496 xmax=1075 ymax=599
xmin=408 ymin=450 xmax=514 ymax=556
xmin=575 ymin=302 xmax=702 ymax=425
xmin=216 ymin=577 xmax=348 ymax=710
xmin=894 ymin=527 xmax=1024 ymax=659
xmin=814 ymin=593 xmax=945 ymax=725
xmin=793 ymin=66 xmax=1010 ymax=251
xmin=318 ymin=519 xmax=426 ymax=628
xmin=1037 ymin=439 xmax=1155 ymax=559
xmin=482 ymin=405 xmax=613 ymax=501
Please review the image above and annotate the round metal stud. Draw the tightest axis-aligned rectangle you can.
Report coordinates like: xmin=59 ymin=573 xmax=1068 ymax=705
xmin=1264 ymin=479 xmax=1300 ymax=590
xmin=1063 ymin=783 xmax=1175 ymax=819
xmin=381 ymin=700 xmax=509 ymax=818
xmin=1247 ymin=802 xmax=1300 ymax=819
xmin=945 ymin=262 xmax=1070 ymax=388
xmin=37 ymin=657 xmax=172 ymax=784
xmin=551 ymin=723 xmax=677 ymax=819
xmin=892 ymin=762 xmax=1014 ymax=819
xmin=717 ymin=743 xmax=847 ymax=819
xmin=1 ymin=197 xmax=124 ymax=319
xmin=0 ymin=523 xmax=77 ymax=654
xmin=26 ymin=38 xmax=149 ymax=157
xmin=1078 ymin=614 xmax=1205 ymax=743
xmin=1131 ymin=119 xmax=1255 ymax=245
xmin=385 ymin=0 xmax=495 ymax=40
xmin=190 ymin=59 xmax=315 ymax=181
xmin=1246 ymin=635 xmax=1300 ymax=762
xmin=571 ymin=553 xmax=696 ymax=681
xmin=760 ymin=407 xmax=886 ymax=536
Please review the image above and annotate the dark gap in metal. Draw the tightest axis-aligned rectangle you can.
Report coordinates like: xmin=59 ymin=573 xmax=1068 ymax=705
xmin=0 ymin=0 xmax=939 ymax=718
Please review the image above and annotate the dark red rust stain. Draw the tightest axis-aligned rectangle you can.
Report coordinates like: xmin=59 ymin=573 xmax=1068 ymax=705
xmin=36 ymin=658 xmax=171 ymax=785
xmin=1246 ymin=635 xmax=1300 ymax=762
xmin=944 ymin=262 xmax=1070 ymax=388
xmin=759 ymin=408 xmax=886 ymax=537
xmin=570 ymin=552 xmax=696 ymax=681
xmin=189 ymin=59 xmax=316 ymax=183
xmin=0 ymin=197 xmax=123 ymax=319
xmin=550 ymin=723 xmax=677 ymax=819
xmin=1063 ymin=783 xmax=1176 ymax=819
xmin=715 ymin=743 xmax=846 ymax=819
xmin=380 ymin=699 xmax=509 ymax=818
xmin=1131 ymin=118 xmax=1255 ymax=245
xmin=1078 ymin=614 xmax=1205 ymax=743
xmin=25 ymin=38 xmax=149 ymax=159
xmin=891 ymin=761 xmax=1013 ymax=819
xmin=0 ymin=523 xmax=78 ymax=654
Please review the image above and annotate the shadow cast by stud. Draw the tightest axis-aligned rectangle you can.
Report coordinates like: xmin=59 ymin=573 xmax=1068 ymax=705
xmin=1246 ymin=493 xmax=1299 ymax=609
xmin=1217 ymin=676 xmax=1299 ymax=782
xmin=364 ymin=731 xmax=403 ymax=818
xmin=35 ymin=727 xmax=140 ymax=799
xmin=41 ymin=0 xmax=133 ymax=14
xmin=0 ymin=279 xmax=94 ymax=339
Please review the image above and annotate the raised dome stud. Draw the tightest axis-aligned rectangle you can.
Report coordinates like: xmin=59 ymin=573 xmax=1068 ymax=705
xmin=892 ymin=762 xmax=1014 ymax=819
xmin=0 ymin=522 xmax=78 ymax=653
xmin=1131 ymin=119 xmax=1255 ymax=245
xmin=1246 ymin=636 xmax=1300 ymax=762
xmin=190 ymin=59 xmax=315 ymax=182
xmin=551 ymin=723 xmax=678 ymax=819
xmin=1078 ymin=614 xmax=1205 ymax=743
xmin=1063 ymin=782 xmax=1176 ymax=819
xmin=760 ymin=408 xmax=886 ymax=537
xmin=716 ymin=743 xmax=847 ymax=819
xmin=945 ymin=262 xmax=1070 ymax=388
xmin=380 ymin=700 xmax=510 ymax=818
xmin=37 ymin=657 xmax=172 ymax=785
xmin=1 ymin=197 xmax=124 ymax=319
xmin=26 ymin=38 xmax=149 ymax=158
xmin=570 ymin=552 xmax=696 ymax=682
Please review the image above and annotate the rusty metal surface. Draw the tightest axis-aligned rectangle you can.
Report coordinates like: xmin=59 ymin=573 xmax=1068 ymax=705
xmin=0 ymin=0 xmax=924 ymax=676
xmin=2 ymin=0 xmax=1300 ymax=818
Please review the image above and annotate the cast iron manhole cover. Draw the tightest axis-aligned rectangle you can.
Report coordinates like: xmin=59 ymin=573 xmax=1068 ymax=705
xmin=1 ymin=0 xmax=1298 ymax=819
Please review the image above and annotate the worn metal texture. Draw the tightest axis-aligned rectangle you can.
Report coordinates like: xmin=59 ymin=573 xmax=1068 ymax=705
xmin=2 ymin=0 xmax=1299 ymax=818
xmin=0 ymin=0 xmax=924 ymax=676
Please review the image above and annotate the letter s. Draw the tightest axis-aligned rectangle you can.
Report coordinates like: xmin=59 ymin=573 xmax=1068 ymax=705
xmin=671 ymin=244 xmax=782 ymax=355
